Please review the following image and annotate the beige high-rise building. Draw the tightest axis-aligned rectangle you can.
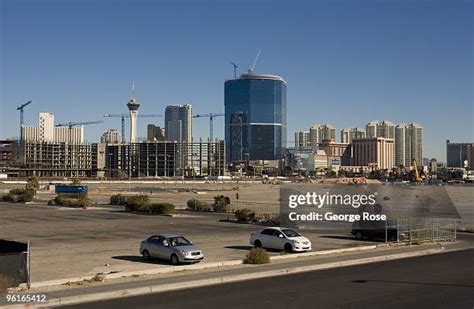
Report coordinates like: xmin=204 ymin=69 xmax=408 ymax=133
xmin=54 ymin=126 xmax=84 ymax=144
xmin=351 ymin=137 xmax=395 ymax=169
xmin=341 ymin=127 xmax=366 ymax=144
xmin=39 ymin=113 xmax=55 ymax=142
xmin=395 ymin=123 xmax=423 ymax=167
xmin=101 ymin=129 xmax=122 ymax=144
xmin=21 ymin=113 xmax=84 ymax=144
xmin=366 ymin=120 xmax=395 ymax=139
xmin=294 ymin=130 xmax=310 ymax=148
xmin=309 ymin=124 xmax=336 ymax=146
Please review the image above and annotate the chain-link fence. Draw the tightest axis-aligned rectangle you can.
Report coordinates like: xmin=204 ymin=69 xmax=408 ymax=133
xmin=0 ymin=240 xmax=30 ymax=288
xmin=394 ymin=217 xmax=457 ymax=244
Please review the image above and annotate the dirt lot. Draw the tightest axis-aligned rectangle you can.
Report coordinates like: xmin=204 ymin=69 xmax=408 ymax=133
xmin=0 ymin=201 xmax=375 ymax=282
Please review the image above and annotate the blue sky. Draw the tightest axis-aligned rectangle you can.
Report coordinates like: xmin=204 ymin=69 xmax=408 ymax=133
xmin=1 ymin=0 xmax=472 ymax=161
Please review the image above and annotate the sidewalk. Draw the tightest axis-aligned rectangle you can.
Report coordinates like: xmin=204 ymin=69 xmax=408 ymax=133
xmin=2 ymin=241 xmax=468 ymax=308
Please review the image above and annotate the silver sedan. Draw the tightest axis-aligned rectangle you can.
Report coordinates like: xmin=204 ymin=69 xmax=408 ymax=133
xmin=140 ymin=234 xmax=204 ymax=265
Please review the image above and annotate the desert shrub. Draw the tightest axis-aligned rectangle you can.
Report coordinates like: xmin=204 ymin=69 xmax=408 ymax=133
xmin=0 ymin=275 xmax=11 ymax=293
xmin=146 ymin=203 xmax=175 ymax=215
xmin=213 ymin=195 xmax=231 ymax=212
xmin=110 ymin=194 xmax=128 ymax=205
xmin=125 ymin=195 xmax=150 ymax=212
xmin=234 ymin=208 xmax=256 ymax=222
xmin=186 ymin=199 xmax=210 ymax=211
xmin=2 ymin=188 xmax=35 ymax=203
xmin=244 ymin=248 xmax=270 ymax=264
xmin=53 ymin=195 xmax=91 ymax=208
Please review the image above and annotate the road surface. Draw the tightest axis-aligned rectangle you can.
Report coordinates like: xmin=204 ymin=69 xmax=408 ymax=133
xmin=61 ymin=248 xmax=474 ymax=309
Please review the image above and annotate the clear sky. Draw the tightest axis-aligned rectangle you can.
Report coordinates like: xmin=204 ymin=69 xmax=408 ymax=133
xmin=1 ymin=0 xmax=472 ymax=161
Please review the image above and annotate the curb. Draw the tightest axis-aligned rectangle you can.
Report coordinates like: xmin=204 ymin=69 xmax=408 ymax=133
xmin=5 ymin=246 xmax=443 ymax=308
xmin=25 ymin=245 xmax=378 ymax=290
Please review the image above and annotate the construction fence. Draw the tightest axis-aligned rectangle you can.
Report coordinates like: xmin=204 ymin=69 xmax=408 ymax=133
xmin=394 ymin=217 xmax=458 ymax=244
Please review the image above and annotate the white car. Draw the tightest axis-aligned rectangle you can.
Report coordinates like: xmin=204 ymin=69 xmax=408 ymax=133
xmin=250 ymin=227 xmax=312 ymax=252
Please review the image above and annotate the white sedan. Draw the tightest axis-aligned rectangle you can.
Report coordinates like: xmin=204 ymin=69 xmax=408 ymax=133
xmin=250 ymin=227 xmax=312 ymax=252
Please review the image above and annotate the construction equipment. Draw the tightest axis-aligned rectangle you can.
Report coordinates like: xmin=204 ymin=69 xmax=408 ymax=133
xmin=103 ymin=113 xmax=162 ymax=143
xmin=412 ymin=159 xmax=423 ymax=183
xmin=16 ymin=100 xmax=32 ymax=139
xmin=230 ymin=62 xmax=239 ymax=78
xmin=56 ymin=120 xmax=103 ymax=144
xmin=248 ymin=49 xmax=262 ymax=73
xmin=193 ymin=113 xmax=225 ymax=142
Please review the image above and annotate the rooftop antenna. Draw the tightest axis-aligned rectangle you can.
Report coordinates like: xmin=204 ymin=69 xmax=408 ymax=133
xmin=248 ymin=49 xmax=262 ymax=73
xmin=131 ymin=81 xmax=135 ymax=99
xmin=230 ymin=62 xmax=239 ymax=79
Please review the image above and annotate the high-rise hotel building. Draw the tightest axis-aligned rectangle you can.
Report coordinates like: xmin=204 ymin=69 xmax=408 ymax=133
xmin=225 ymin=72 xmax=287 ymax=162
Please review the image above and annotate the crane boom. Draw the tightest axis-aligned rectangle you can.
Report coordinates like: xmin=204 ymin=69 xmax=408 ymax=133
xmin=193 ymin=113 xmax=225 ymax=142
xmin=103 ymin=113 xmax=162 ymax=143
xmin=249 ymin=49 xmax=262 ymax=73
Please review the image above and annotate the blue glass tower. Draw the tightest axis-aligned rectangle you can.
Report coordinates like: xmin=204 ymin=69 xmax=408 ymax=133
xmin=225 ymin=73 xmax=287 ymax=162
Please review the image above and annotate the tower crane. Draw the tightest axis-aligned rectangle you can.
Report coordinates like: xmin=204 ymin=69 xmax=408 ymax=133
xmin=248 ymin=49 xmax=262 ymax=73
xmin=103 ymin=113 xmax=162 ymax=143
xmin=193 ymin=113 xmax=225 ymax=142
xmin=230 ymin=62 xmax=239 ymax=79
xmin=56 ymin=120 xmax=104 ymax=144
xmin=16 ymin=100 xmax=32 ymax=140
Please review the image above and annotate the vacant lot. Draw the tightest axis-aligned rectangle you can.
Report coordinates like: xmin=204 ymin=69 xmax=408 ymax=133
xmin=0 ymin=201 xmax=374 ymax=282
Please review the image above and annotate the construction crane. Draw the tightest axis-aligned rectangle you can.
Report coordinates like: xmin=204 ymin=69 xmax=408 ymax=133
xmin=16 ymin=100 xmax=32 ymax=140
xmin=230 ymin=62 xmax=239 ymax=78
xmin=103 ymin=113 xmax=162 ymax=143
xmin=193 ymin=113 xmax=225 ymax=142
xmin=56 ymin=120 xmax=103 ymax=144
xmin=248 ymin=49 xmax=262 ymax=73
xmin=412 ymin=159 xmax=423 ymax=183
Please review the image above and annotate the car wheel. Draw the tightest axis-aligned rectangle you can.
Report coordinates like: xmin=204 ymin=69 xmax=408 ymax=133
xmin=142 ymin=250 xmax=151 ymax=261
xmin=355 ymin=231 xmax=363 ymax=240
xmin=254 ymin=240 xmax=262 ymax=248
xmin=170 ymin=254 xmax=179 ymax=265
xmin=284 ymin=243 xmax=293 ymax=253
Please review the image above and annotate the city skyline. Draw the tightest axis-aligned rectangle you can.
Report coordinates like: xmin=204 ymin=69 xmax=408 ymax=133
xmin=1 ymin=0 xmax=472 ymax=161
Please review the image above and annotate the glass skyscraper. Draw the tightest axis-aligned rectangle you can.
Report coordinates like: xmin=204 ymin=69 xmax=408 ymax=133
xmin=225 ymin=73 xmax=287 ymax=162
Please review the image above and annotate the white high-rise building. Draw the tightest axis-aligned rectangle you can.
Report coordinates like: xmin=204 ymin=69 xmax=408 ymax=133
xmin=395 ymin=123 xmax=423 ymax=167
xmin=309 ymin=124 xmax=336 ymax=146
xmin=295 ymin=130 xmax=310 ymax=149
xmin=39 ymin=113 xmax=55 ymax=142
xmin=366 ymin=120 xmax=395 ymax=139
xmin=341 ymin=127 xmax=366 ymax=144
xmin=101 ymin=129 xmax=122 ymax=144
xmin=54 ymin=126 xmax=84 ymax=144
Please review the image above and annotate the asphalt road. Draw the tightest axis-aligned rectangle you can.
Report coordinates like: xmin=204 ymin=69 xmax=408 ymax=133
xmin=61 ymin=248 xmax=474 ymax=309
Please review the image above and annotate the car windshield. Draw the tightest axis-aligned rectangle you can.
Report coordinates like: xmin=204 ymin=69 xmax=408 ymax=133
xmin=167 ymin=236 xmax=192 ymax=247
xmin=282 ymin=229 xmax=301 ymax=237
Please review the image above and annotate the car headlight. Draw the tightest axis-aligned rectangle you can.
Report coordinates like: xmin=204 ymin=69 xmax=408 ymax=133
xmin=180 ymin=250 xmax=190 ymax=256
xmin=293 ymin=240 xmax=301 ymax=245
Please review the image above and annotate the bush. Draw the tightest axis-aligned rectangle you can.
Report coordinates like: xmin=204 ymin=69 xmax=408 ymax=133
xmin=71 ymin=179 xmax=82 ymax=185
xmin=235 ymin=208 xmax=256 ymax=222
xmin=52 ymin=194 xmax=91 ymax=208
xmin=110 ymin=194 xmax=128 ymax=205
xmin=244 ymin=248 xmax=270 ymax=264
xmin=147 ymin=203 xmax=175 ymax=215
xmin=213 ymin=195 xmax=231 ymax=212
xmin=0 ymin=275 xmax=11 ymax=293
xmin=125 ymin=195 xmax=150 ymax=212
xmin=2 ymin=188 xmax=35 ymax=203
xmin=186 ymin=199 xmax=210 ymax=211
